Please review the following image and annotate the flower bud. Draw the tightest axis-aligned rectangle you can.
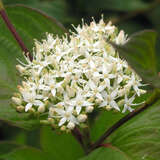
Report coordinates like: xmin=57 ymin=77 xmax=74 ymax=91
xmin=95 ymin=98 xmax=102 ymax=104
xmin=117 ymin=99 xmax=125 ymax=107
xmin=22 ymin=81 xmax=28 ymax=88
xmin=17 ymin=85 xmax=24 ymax=93
xmin=88 ymin=97 xmax=94 ymax=103
xmin=16 ymin=105 xmax=24 ymax=112
xmin=86 ymin=106 xmax=94 ymax=113
xmin=12 ymin=97 xmax=22 ymax=105
xmin=139 ymin=89 xmax=146 ymax=94
xmin=77 ymin=114 xmax=87 ymax=123
xmin=60 ymin=125 xmax=66 ymax=131
xmin=105 ymin=105 xmax=112 ymax=111
xmin=38 ymin=105 xmax=45 ymax=113
xmin=28 ymin=108 xmax=35 ymax=113
xmin=16 ymin=65 xmax=25 ymax=73
xmin=67 ymin=122 xmax=75 ymax=130
xmin=49 ymin=108 xmax=55 ymax=116
xmin=48 ymin=118 xmax=55 ymax=124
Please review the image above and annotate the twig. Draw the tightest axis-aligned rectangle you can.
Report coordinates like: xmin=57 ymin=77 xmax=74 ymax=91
xmin=89 ymin=89 xmax=160 ymax=153
xmin=72 ymin=127 xmax=88 ymax=154
xmin=0 ymin=0 xmax=32 ymax=61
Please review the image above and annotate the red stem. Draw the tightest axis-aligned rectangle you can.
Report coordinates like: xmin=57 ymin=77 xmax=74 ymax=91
xmin=0 ymin=8 xmax=32 ymax=61
xmin=72 ymin=127 xmax=85 ymax=147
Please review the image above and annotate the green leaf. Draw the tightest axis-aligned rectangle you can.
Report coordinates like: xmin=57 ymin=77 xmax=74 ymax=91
xmin=1 ymin=147 xmax=52 ymax=160
xmin=111 ymin=30 xmax=160 ymax=88
xmin=4 ymin=0 xmax=71 ymax=25
xmin=0 ymin=141 xmax=21 ymax=158
xmin=90 ymin=111 xmax=125 ymax=141
xmin=90 ymin=93 xmax=150 ymax=141
xmin=40 ymin=126 xmax=84 ymax=160
xmin=79 ymin=147 xmax=130 ymax=160
xmin=109 ymin=99 xmax=160 ymax=160
xmin=0 ymin=5 xmax=65 ymax=129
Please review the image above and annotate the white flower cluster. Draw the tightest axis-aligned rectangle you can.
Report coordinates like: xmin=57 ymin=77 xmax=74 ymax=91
xmin=12 ymin=18 xmax=145 ymax=131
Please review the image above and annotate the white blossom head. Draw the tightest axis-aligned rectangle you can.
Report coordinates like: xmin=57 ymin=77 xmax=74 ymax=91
xmin=12 ymin=17 xmax=146 ymax=131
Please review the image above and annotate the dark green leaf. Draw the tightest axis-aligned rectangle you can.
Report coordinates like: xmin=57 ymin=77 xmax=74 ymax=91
xmin=40 ymin=126 xmax=84 ymax=160
xmin=0 ymin=5 xmax=65 ymax=129
xmin=109 ymin=99 xmax=160 ymax=160
xmin=90 ymin=93 xmax=149 ymax=141
xmin=1 ymin=147 xmax=52 ymax=160
xmin=79 ymin=147 xmax=130 ymax=160
xmin=111 ymin=30 xmax=160 ymax=88
xmin=0 ymin=142 xmax=21 ymax=158
xmin=90 ymin=111 xmax=125 ymax=141
xmin=4 ymin=0 xmax=71 ymax=25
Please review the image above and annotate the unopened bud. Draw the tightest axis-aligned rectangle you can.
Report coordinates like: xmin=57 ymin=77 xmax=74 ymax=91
xmin=28 ymin=108 xmax=35 ymax=113
xmin=95 ymin=98 xmax=102 ymax=104
xmin=60 ymin=125 xmax=66 ymax=131
xmin=16 ymin=105 xmax=24 ymax=112
xmin=12 ymin=97 xmax=22 ymax=105
xmin=139 ymin=89 xmax=146 ymax=94
xmin=117 ymin=99 xmax=125 ymax=107
xmin=38 ymin=105 xmax=45 ymax=113
xmin=105 ymin=105 xmax=112 ymax=111
xmin=16 ymin=65 xmax=25 ymax=73
xmin=67 ymin=122 xmax=75 ymax=130
xmin=88 ymin=97 xmax=94 ymax=103
xmin=17 ymin=85 xmax=24 ymax=93
xmin=48 ymin=118 xmax=55 ymax=124
xmin=86 ymin=106 xmax=94 ymax=113
xmin=77 ymin=114 xmax=87 ymax=123
xmin=22 ymin=81 xmax=28 ymax=88
xmin=49 ymin=108 xmax=55 ymax=116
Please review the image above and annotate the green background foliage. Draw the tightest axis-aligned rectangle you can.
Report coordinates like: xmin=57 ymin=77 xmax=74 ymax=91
xmin=0 ymin=0 xmax=160 ymax=159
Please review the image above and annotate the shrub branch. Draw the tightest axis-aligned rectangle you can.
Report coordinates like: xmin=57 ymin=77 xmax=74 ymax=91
xmin=0 ymin=0 xmax=32 ymax=61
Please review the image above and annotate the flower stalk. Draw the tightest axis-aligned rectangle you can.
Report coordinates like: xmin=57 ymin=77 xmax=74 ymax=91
xmin=72 ymin=127 xmax=88 ymax=154
xmin=0 ymin=0 xmax=32 ymax=61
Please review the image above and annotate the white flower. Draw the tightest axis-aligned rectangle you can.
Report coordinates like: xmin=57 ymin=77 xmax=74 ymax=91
xmin=100 ymin=89 xmax=120 ymax=111
xmin=51 ymin=106 xmax=78 ymax=127
xmin=77 ymin=114 xmax=87 ymax=123
xmin=22 ymin=90 xmax=44 ymax=112
xmin=88 ymin=80 xmax=104 ymax=101
xmin=13 ymin=17 xmax=146 ymax=131
xmin=68 ymin=91 xmax=93 ymax=114
xmin=127 ymin=73 xmax=143 ymax=96
xmin=122 ymin=94 xmax=144 ymax=113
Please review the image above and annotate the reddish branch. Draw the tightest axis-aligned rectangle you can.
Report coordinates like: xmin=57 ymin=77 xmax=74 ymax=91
xmin=0 ymin=1 xmax=32 ymax=61
xmin=72 ymin=127 xmax=88 ymax=153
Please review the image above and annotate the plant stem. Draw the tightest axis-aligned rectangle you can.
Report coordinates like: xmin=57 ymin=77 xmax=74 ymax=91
xmin=72 ymin=127 xmax=88 ymax=154
xmin=0 ymin=0 xmax=32 ymax=61
xmin=89 ymin=89 xmax=160 ymax=153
